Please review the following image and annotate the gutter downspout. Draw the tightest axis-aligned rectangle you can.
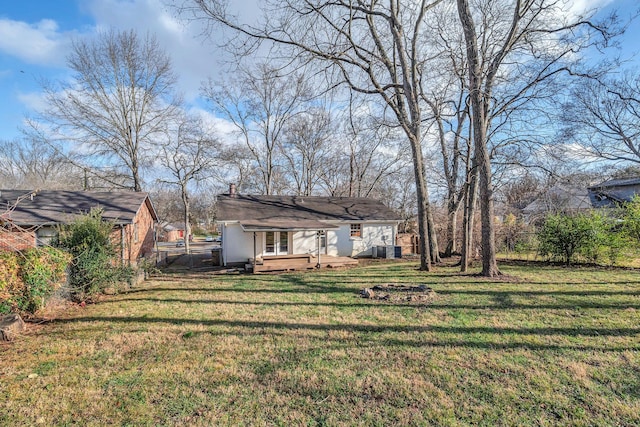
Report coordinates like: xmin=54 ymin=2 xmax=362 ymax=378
xmin=120 ymin=225 xmax=126 ymax=265
xmin=316 ymin=231 xmax=322 ymax=268
xmin=253 ymin=232 xmax=257 ymax=273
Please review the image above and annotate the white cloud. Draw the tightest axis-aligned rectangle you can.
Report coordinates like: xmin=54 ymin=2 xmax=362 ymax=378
xmin=84 ymin=0 xmax=230 ymax=103
xmin=0 ymin=18 xmax=71 ymax=66
xmin=16 ymin=91 xmax=48 ymax=113
xmin=567 ymin=0 xmax=616 ymax=17
xmin=190 ymin=106 xmax=242 ymax=146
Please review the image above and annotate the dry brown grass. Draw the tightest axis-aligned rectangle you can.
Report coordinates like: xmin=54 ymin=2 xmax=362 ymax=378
xmin=1 ymin=261 xmax=640 ymax=425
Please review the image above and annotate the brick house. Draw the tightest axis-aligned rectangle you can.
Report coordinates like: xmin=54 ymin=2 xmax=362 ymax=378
xmin=0 ymin=190 xmax=158 ymax=265
xmin=158 ymin=222 xmax=186 ymax=242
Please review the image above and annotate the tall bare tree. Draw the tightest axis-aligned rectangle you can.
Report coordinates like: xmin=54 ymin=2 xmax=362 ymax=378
xmin=157 ymin=115 xmax=218 ymax=254
xmin=31 ymin=29 xmax=181 ymax=192
xmin=202 ymin=62 xmax=310 ymax=195
xmin=455 ymin=0 xmax=617 ymax=276
xmin=183 ymin=0 xmax=446 ymax=270
xmin=280 ymin=107 xmax=332 ymax=196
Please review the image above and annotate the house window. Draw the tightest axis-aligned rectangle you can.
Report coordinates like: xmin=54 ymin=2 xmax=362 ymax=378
xmin=266 ymin=231 xmax=275 ymax=253
xmin=36 ymin=227 xmax=56 ymax=247
xmin=350 ymin=223 xmax=362 ymax=238
xmin=133 ymin=223 xmax=139 ymax=243
xmin=279 ymin=231 xmax=289 ymax=253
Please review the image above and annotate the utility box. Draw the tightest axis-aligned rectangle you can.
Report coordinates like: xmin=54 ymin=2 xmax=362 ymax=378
xmin=211 ymin=248 xmax=222 ymax=266
xmin=394 ymin=246 xmax=402 ymax=259
xmin=386 ymin=245 xmax=395 ymax=259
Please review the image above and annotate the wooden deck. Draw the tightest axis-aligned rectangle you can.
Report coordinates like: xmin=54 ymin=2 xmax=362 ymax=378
xmin=247 ymin=254 xmax=359 ymax=273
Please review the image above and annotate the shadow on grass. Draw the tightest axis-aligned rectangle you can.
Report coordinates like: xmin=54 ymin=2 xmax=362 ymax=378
xmin=53 ymin=315 xmax=640 ymax=338
xmin=123 ymin=284 xmax=640 ymax=298
xmin=52 ymin=316 xmax=640 ymax=352
xmin=100 ymin=296 xmax=640 ymax=311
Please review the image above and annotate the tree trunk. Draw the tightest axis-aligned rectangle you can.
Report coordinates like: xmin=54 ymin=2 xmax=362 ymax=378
xmin=427 ymin=206 xmax=441 ymax=263
xmin=476 ymin=137 xmax=500 ymax=276
xmin=461 ymin=163 xmax=478 ymax=273
xmin=457 ymin=0 xmax=501 ymax=277
xmin=181 ymin=184 xmax=191 ymax=255
xmin=444 ymin=197 xmax=460 ymax=257
xmin=408 ymin=134 xmax=432 ymax=271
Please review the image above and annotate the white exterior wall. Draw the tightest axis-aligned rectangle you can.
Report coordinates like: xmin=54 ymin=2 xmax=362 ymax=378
xmin=333 ymin=222 xmax=396 ymax=257
xmin=293 ymin=230 xmax=338 ymax=255
xmin=221 ymin=223 xmax=261 ymax=265
xmin=293 ymin=230 xmax=318 ymax=254
xmin=220 ymin=221 xmax=397 ymax=263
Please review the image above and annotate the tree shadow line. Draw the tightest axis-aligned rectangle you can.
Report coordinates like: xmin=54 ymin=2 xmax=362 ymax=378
xmin=100 ymin=296 xmax=640 ymax=311
xmin=52 ymin=315 xmax=640 ymax=339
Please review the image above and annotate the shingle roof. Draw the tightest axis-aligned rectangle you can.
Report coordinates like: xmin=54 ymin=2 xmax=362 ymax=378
xmin=0 ymin=189 xmax=157 ymax=226
xmin=588 ymin=177 xmax=640 ymax=207
xmin=589 ymin=177 xmax=640 ymax=188
xmin=216 ymin=194 xmax=401 ymax=225
xmin=522 ymin=184 xmax=592 ymax=215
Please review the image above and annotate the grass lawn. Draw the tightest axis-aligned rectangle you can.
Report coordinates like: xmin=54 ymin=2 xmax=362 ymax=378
xmin=1 ymin=261 xmax=640 ymax=426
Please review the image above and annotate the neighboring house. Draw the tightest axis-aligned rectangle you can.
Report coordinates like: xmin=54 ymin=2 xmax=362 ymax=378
xmin=0 ymin=189 xmax=157 ymax=265
xmin=216 ymin=188 xmax=401 ymax=269
xmin=588 ymin=177 xmax=640 ymax=208
xmin=159 ymin=222 xmax=186 ymax=242
xmin=522 ymin=183 xmax=592 ymax=224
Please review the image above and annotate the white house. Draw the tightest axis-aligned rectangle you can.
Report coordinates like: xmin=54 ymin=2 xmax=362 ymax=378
xmin=215 ymin=186 xmax=401 ymax=271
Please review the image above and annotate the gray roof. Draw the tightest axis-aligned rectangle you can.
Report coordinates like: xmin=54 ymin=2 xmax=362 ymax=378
xmin=522 ymin=184 xmax=592 ymax=216
xmin=0 ymin=189 xmax=157 ymax=226
xmin=161 ymin=222 xmax=185 ymax=232
xmin=216 ymin=194 xmax=401 ymax=229
xmin=588 ymin=177 xmax=640 ymax=208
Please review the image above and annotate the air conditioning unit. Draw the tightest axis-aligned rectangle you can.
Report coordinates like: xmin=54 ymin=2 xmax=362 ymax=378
xmin=385 ymin=245 xmax=395 ymax=259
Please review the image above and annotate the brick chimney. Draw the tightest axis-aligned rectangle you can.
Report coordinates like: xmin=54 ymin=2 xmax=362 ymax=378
xmin=229 ymin=183 xmax=237 ymax=198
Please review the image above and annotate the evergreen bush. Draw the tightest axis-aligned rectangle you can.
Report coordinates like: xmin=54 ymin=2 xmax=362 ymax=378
xmin=55 ymin=208 xmax=132 ymax=301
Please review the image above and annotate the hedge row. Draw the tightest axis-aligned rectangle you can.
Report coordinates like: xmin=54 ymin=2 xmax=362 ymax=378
xmin=0 ymin=247 xmax=71 ymax=314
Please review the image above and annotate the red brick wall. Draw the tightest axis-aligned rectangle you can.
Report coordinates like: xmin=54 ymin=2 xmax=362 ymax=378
xmin=0 ymin=228 xmax=36 ymax=251
xmin=111 ymin=200 xmax=156 ymax=265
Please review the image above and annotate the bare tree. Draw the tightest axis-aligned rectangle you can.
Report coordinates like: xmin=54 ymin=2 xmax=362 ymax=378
xmin=280 ymin=107 xmax=332 ymax=196
xmin=0 ymin=138 xmax=82 ymax=190
xmin=182 ymin=0 xmax=450 ymax=270
xmin=157 ymin=115 xmax=218 ymax=254
xmin=563 ymin=72 xmax=640 ymax=165
xmin=455 ymin=0 xmax=617 ymax=276
xmin=202 ymin=62 xmax=310 ymax=195
xmin=313 ymin=106 xmax=412 ymax=205
xmin=216 ymin=143 xmax=261 ymax=194
xmin=30 ymin=29 xmax=181 ymax=192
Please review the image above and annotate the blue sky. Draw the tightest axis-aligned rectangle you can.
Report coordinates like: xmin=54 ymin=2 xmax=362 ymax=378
xmin=0 ymin=0 xmax=638 ymax=142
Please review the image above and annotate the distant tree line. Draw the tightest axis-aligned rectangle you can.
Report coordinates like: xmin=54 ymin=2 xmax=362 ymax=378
xmin=1 ymin=0 xmax=637 ymax=275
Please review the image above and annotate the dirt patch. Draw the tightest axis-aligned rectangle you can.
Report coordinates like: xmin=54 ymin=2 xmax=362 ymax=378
xmin=360 ymin=283 xmax=437 ymax=303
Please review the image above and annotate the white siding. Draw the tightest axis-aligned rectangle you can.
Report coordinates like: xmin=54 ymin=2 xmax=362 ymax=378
xmin=221 ymin=223 xmax=260 ymax=265
xmin=220 ymin=221 xmax=397 ymax=262
xmin=334 ymin=222 xmax=395 ymax=257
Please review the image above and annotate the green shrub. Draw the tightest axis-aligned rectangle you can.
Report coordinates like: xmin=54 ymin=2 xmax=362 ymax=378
xmin=0 ymin=251 xmax=22 ymax=314
xmin=18 ymin=247 xmax=71 ymax=312
xmin=0 ymin=248 xmax=70 ymax=314
xmin=622 ymin=196 xmax=640 ymax=244
xmin=55 ymin=208 xmax=132 ymax=301
xmin=537 ymin=211 xmax=629 ymax=266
